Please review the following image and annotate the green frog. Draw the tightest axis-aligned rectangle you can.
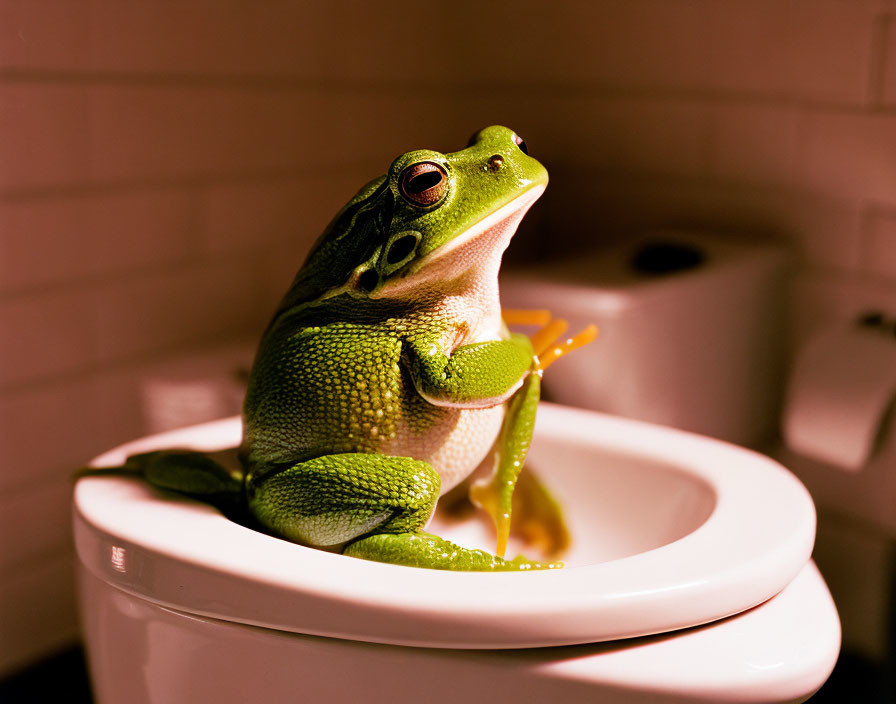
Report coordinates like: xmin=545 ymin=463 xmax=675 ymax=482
xmin=108 ymin=126 xmax=595 ymax=571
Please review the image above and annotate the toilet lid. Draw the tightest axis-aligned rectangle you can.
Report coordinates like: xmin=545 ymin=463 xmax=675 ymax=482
xmin=74 ymin=405 xmax=817 ymax=649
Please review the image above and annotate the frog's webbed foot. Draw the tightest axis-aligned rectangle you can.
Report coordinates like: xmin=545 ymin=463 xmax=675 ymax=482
xmin=507 ymin=468 xmax=570 ymax=559
xmin=439 ymin=471 xmax=568 ymax=560
xmin=344 ymin=532 xmax=561 ymax=571
xmin=501 ymin=308 xmax=598 ymax=371
xmin=130 ymin=448 xmax=244 ymax=495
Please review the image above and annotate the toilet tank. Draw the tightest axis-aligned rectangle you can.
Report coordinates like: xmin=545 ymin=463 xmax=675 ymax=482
xmin=500 ymin=231 xmax=790 ymax=448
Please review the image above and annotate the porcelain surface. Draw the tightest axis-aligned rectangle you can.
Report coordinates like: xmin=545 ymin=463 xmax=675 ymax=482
xmin=79 ymin=561 xmax=839 ymax=704
xmin=75 ymin=403 xmax=817 ymax=649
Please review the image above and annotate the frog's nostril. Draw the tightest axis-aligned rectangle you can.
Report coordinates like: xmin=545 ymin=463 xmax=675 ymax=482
xmin=513 ymin=133 xmax=528 ymax=155
xmin=387 ymin=234 xmax=418 ymax=265
xmin=357 ymin=269 xmax=379 ymax=292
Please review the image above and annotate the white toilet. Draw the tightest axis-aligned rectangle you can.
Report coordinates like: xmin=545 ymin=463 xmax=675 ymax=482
xmin=74 ymin=404 xmax=839 ymax=704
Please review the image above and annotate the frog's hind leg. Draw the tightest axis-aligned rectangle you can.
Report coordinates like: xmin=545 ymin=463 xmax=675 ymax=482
xmin=247 ymin=453 xmax=558 ymax=571
xmin=128 ymin=448 xmax=244 ymax=496
xmin=247 ymin=454 xmax=440 ymax=548
xmin=89 ymin=447 xmax=248 ymax=522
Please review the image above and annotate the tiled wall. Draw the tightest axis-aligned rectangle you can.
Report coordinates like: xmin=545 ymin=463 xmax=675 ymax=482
xmin=2 ymin=0 xmax=896 ymax=676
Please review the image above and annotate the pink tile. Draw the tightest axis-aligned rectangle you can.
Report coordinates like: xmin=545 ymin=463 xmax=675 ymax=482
xmin=706 ymin=0 xmax=877 ymax=104
xmin=299 ymin=2 xmax=471 ymax=84
xmin=709 ymin=104 xmax=805 ymax=187
xmin=0 ymin=83 xmax=90 ymax=191
xmin=438 ymin=0 xmax=712 ymax=90
xmin=203 ymin=179 xmax=307 ymax=254
xmin=0 ymin=554 xmax=79 ymax=677
xmin=300 ymin=92 xmax=453 ymax=169
xmin=94 ymin=258 xmax=267 ymax=363
xmin=87 ymin=0 xmax=323 ymax=77
xmin=803 ymin=110 xmax=896 ymax=202
xmin=0 ymin=0 xmax=91 ymax=70
xmin=0 ymin=376 xmax=104 ymax=491
xmin=0 ymin=476 xmax=73 ymax=570
xmin=537 ymin=168 xmax=861 ymax=272
xmin=0 ymin=189 xmax=200 ymax=292
xmin=543 ymin=97 xmax=710 ymax=177
xmin=202 ymin=173 xmax=363 ymax=256
xmin=0 ymin=289 xmax=98 ymax=387
xmin=91 ymin=338 xmax=255 ymax=446
xmin=257 ymin=235 xmax=328 ymax=314
xmin=862 ymin=207 xmax=896 ymax=279
xmin=705 ymin=2 xmax=793 ymax=98
xmin=89 ymin=366 xmax=151 ymax=451
xmin=788 ymin=0 xmax=878 ymax=105
xmin=87 ymin=84 xmax=321 ymax=182
xmin=881 ymin=14 xmax=896 ymax=106
xmin=774 ymin=192 xmax=863 ymax=272
xmin=87 ymin=84 xmax=244 ymax=182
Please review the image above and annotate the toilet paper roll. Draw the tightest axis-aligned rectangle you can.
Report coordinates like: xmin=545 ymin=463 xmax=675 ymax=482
xmin=783 ymin=323 xmax=896 ymax=471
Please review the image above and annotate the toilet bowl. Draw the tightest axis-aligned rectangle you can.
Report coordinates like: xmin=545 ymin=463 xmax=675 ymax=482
xmin=74 ymin=403 xmax=839 ymax=703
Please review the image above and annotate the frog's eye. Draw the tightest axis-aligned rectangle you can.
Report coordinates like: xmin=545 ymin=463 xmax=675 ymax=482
xmin=513 ymin=133 xmax=529 ymax=155
xmin=398 ymin=162 xmax=448 ymax=207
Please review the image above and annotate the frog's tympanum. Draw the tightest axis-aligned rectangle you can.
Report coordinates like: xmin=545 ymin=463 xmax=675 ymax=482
xmin=115 ymin=126 xmax=595 ymax=571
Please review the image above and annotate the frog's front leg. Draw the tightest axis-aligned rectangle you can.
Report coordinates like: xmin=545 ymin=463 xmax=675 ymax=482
xmin=469 ymin=312 xmax=597 ymax=558
xmin=405 ymin=332 xmax=535 ymax=408
xmin=469 ymin=370 xmax=542 ymax=558
xmin=246 ymin=454 xmax=557 ymax=571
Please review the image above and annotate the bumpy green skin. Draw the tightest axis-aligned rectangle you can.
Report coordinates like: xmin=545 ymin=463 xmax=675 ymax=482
xmin=344 ymin=533 xmax=553 ymax=571
xmin=136 ymin=126 xmax=553 ymax=571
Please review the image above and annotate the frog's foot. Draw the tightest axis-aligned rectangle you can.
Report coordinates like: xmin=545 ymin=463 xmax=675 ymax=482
xmin=344 ymin=532 xmax=562 ymax=571
xmin=532 ymin=321 xmax=598 ymax=372
xmin=503 ymin=309 xmax=598 ymax=373
xmin=501 ymin=308 xmax=553 ymax=326
xmin=80 ymin=448 xmax=248 ymax=521
xmin=508 ymin=468 xmax=570 ymax=559
xmin=128 ymin=448 xmax=244 ymax=495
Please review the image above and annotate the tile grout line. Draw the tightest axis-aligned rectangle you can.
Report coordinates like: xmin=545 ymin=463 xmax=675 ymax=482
xmin=868 ymin=12 xmax=892 ymax=108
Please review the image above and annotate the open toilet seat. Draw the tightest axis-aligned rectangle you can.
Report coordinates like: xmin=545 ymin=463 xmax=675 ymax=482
xmin=74 ymin=404 xmax=839 ymax=703
xmin=76 ymin=404 xmax=818 ymax=649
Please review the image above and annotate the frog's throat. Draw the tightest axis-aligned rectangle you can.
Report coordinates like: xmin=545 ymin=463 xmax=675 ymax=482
xmin=375 ymin=184 xmax=546 ymax=299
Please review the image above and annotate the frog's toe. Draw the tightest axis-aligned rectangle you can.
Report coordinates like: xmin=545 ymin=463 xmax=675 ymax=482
xmin=131 ymin=449 xmax=244 ymax=496
xmin=509 ymin=469 xmax=571 ymax=559
xmin=344 ymin=532 xmax=562 ymax=571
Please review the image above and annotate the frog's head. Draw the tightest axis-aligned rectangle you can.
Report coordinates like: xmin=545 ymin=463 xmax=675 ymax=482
xmin=280 ymin=126 xmax=547 ymax=310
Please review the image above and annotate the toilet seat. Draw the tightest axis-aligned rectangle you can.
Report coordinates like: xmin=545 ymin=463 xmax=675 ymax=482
xmin=75 ymin=404 xmax=817 ymax=649
xmin=75 ymin=404 xmax=838 ymax=703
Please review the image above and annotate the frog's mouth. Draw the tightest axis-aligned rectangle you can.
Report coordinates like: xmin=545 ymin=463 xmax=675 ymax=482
xmin=376 ymin=184 xmax=546 ymax=298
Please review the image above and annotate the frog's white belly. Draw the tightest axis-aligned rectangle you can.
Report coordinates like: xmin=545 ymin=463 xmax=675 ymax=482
xmin=386 ymin=293 xmax=509 ymax=492
xmin=388 ymin=403 xmax=505 ymax=494
xmin=429 ymin=404 xmax=504 ymax=493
